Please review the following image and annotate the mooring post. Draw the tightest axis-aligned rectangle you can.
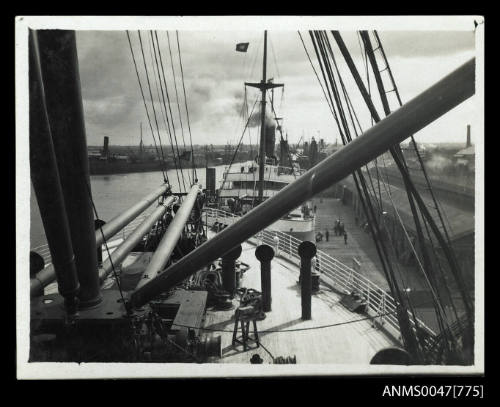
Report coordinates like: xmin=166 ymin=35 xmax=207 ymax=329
xmin=255 ymin=244 xmax=275 ymax=312
xmin=298 ymin=241 xmax=316 ymax=320
xmin=221 ymin=245 xmax=242 ymax=296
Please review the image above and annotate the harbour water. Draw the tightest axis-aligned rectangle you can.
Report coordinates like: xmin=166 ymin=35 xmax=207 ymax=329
xmin=30 ymin=165 xmax=227 ymax=249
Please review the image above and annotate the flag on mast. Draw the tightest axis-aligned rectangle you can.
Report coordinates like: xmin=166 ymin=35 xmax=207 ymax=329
xmin=236 ymin=42 xmax=249 ymax=52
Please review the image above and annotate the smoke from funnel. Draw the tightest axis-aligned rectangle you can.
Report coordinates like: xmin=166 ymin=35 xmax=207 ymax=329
xmin=247 ymin=105 xmax=276 ymax=157
xmin=247 ymin=106 xmax=275 ymax=129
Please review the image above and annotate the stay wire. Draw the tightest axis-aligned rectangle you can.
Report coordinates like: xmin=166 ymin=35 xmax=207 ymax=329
xmin=149 ymin=31 xmax=183 ymax=192
xmin=321 ymin=31 xmax=426 ymax=355
xmin=125 ymin=31 xmax=168 ymax=184
xmin=176 ymin=31 xmax=197 ymax=180
xmin=82 ymin=179 xmax=127 ymax=310
xmin=155 ymin=31 xmax=188 ymax=192
xmin=137 ymin=31 xmax=171 ymax=182
xmin=298 ymin=31 xmax=336 ymax=118
xmin=313 ymin=32 xmax=410 ymax=347
xmin=166 ymin=31 xmax=191 ymax=185
xmin=219 ymin=97 xmax=260 ymax=195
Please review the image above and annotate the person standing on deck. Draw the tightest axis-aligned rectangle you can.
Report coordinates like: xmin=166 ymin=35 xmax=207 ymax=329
xmin=343 ymin=231 xmax=348 ymax=245
xmin=335 ymin=219 xmax=340 ymax=236
xmin=273 ymin=234 xmax=280 ymax=256
xmin=313 ymin=204 xmax=317 ymax=214
xmin=325 ymin=229 xmax=329 ymax=242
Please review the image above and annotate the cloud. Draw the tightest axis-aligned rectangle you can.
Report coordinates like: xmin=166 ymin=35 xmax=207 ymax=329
xmin=76 ymin=29 xmax=478 ymax=147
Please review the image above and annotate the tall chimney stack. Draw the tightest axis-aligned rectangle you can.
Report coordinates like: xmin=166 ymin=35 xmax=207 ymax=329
xmin=466 ymin=124 xmax=471 ymax=148
xmin=103 ymin=136 xmax=109 ymax=158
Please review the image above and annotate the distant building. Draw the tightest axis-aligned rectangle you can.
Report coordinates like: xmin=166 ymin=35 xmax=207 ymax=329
xmin=400 ymin=143 xmax=427 ymax=161
xmin=454 ymin=145 xmax=475 ymax=172
xmin=454 ymin=124 xmax=475 ymax=172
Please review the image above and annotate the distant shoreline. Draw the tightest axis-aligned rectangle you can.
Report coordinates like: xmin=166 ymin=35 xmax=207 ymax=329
xmin=88 ymin=160 xmax=245 ymax=175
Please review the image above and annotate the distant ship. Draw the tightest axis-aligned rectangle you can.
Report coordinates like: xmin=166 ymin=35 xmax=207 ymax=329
xmin=212 ymin=32 xmax=315 ymax=242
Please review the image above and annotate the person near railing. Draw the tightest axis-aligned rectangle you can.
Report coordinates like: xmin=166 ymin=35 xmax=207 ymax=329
xmin=273 ymin=234 xmax=280 ymax=257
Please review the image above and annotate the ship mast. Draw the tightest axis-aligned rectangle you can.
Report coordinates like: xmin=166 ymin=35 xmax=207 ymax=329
xmin=246 ymin=31 xmax=283 ymax=203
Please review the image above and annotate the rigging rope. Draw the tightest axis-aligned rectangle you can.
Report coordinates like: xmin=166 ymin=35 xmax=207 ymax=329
xmin=154 ymin=31 xmax=188 ymax=193
xmin=297 ymin=31 xmax=336 ymax=118
xmin=125 ymin=31 xmax=168 ymax=184
xmin=360 ymin=31 xmax=472 ymax=326
xmin=269 ymin=34 xmax=281 ymax=79
xmin=166 ymin=31 xmax=191 ymax=185
xmin=137 ymin=31 xmax=171 ymax=181
xmin=218 ymin=97 xmax=260 ymax=199
xmin=311 ymin=30 xmax=425 ymax=358
xmin=328 ymin=33 xmax=452 ymax=341
xmin=176 ymin=31 xmax=197 ymax=180
xmin=149 ymin=31 xmax=184 ymax=192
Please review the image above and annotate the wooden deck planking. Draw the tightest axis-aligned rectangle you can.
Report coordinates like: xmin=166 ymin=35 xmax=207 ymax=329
xmin=202 ymin=240 xmax=396 ymax=364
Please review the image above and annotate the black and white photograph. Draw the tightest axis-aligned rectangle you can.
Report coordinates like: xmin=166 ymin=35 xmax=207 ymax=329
xmin=16 ymin=15 xmax=484 ymax=379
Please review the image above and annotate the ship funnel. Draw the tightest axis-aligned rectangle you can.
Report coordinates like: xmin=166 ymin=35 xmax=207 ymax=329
xmin=265 ymin=122 xmax=276 ymax=157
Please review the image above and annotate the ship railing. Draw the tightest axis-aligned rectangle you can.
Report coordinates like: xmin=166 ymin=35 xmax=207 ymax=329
xmin=31 ymin=208 xmax=155 ymax=268
xmin=203 ymin=207 xmax=437 ymax=346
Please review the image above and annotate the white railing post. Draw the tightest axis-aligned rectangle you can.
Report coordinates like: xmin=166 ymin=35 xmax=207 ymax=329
xmin=380 ymin=293 xmax=386 ymax=326
xmin=348 ymin=267 xmax=353 ymax=292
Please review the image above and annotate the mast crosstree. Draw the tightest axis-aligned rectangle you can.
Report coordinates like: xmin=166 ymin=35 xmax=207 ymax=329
xmin=245 ymin=31 xmax=283 ymax=203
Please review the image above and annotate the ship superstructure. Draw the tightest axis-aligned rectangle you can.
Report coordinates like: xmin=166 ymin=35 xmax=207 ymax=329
xmin=215 ymin=31 xmax=315 ymax=241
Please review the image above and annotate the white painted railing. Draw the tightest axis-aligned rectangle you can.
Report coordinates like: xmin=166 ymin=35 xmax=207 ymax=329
xmin=204 ymin=207 xmax=437 ymax=348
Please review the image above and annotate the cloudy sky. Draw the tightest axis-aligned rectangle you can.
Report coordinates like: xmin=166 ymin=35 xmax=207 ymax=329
xmin=76 ymin=28 xmax=477 ymax=149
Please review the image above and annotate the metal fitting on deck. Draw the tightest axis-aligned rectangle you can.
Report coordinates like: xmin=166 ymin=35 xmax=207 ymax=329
xmin=298 ymin=241 xmax=316 ymax=320
xmin=221 ymin=245 xmax=242 ymax=296
xmin=255 ymin=244 xmax=274 ymax=312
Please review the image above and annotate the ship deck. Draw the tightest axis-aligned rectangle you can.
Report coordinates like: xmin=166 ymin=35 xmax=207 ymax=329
xmin=202 ymin=238 xmax=396 ymax=364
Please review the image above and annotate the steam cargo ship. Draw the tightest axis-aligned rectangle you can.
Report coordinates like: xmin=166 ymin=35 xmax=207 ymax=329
xmin=213 ymin=46 xmax=315 ymax=242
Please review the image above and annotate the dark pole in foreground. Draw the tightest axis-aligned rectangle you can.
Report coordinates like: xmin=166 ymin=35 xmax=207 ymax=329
xmin=255 ymin=244 xmax=274 ymax=312
xmin=298 ymin=241 xmax=316 ymax=320
xmin=29 ymin=30 xmax=80 ymax=316
xmin=36 ymin=30 xmax=101 ymax=308
xmin=130 ymin=58 xmax=475 ymax=308
xmin=258 ymin=31 xmax=268 ymax=204
xmin=221 ymin=245 xmax=242 ymax=296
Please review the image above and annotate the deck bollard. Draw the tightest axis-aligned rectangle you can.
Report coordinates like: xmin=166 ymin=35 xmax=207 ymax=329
xmin=221 ymin=245 xmax=242 ymax=297
xmin=255 ymin=244 xmax=275 ymax=312
xmin=298 ymin=241 xmax=316 ymax=320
